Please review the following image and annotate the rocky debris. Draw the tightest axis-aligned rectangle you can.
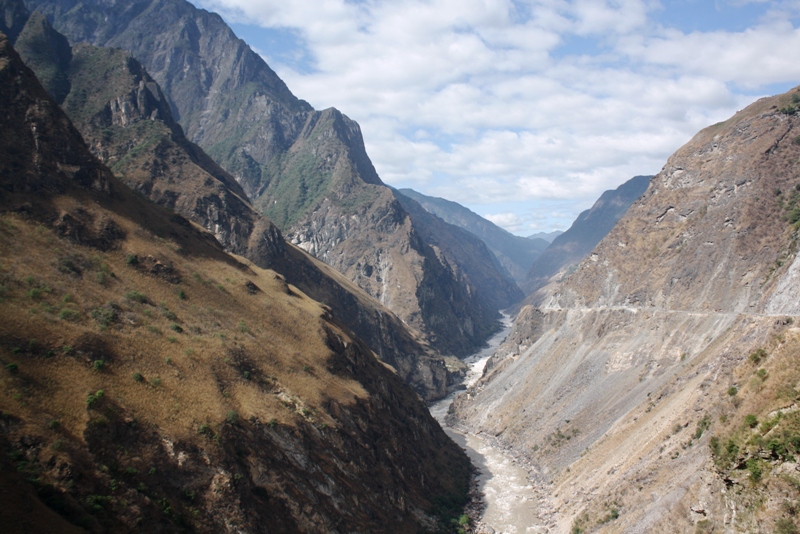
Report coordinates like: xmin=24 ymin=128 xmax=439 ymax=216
xmin=453 ymin=87 xmax=800 ymax=532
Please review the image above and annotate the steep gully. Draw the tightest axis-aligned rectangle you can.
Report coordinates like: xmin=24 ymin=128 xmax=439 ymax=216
xmin=430 ymin=315 xmax=549 ymax=534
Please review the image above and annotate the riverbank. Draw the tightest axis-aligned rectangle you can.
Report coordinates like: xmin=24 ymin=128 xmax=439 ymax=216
xmin=430 ymin=315 xmax=555 ymax=533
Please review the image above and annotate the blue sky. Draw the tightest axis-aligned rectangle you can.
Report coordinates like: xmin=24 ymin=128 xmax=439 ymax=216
xmin=196 ymin=0 xmax=800 ymax=235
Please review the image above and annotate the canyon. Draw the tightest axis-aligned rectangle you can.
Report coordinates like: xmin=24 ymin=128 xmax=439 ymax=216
xmin=1 ymin=0 xmax=799 ymax=532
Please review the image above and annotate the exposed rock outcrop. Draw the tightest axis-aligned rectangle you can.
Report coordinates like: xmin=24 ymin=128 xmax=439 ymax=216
xmin=453 ymin=88 xmax=800 ymax=532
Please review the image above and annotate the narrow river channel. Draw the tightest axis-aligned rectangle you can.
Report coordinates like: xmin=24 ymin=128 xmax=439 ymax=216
xmin=429 ymin=316 xmax=546 ymax=534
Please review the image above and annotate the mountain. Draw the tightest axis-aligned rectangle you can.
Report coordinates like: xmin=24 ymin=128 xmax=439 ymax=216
xmin=396 ymin=188 xmax=550 ymax=286
xmin=393 ymin=191 xmax=524 ymax=313
xmin=0 ymin=32 xmax=472 ymax=532
xmin=523 ymin=175 xmax=651 ymax=295
xmin=6 ymin=1 xmax=461 ymax=399
xmin=27 ymin=0 xmax=512 ymax=356
xmin=451 ymin=89 xmax=800 ymax=531
xmin=527 ymin=230 xmax=562 ymax=243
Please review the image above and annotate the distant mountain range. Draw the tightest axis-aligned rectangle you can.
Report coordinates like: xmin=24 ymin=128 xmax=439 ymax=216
xmin=527 ymin=230 xmax=563 ymax=242
xmin=397 ymin=188 xmax=550 ymax=286
xmin=523 ymin=175 xmax=652 ymax=295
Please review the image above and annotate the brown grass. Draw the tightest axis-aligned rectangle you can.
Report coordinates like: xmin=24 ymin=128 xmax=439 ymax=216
xmin=0 ymin=203 xmax=367 ymax=448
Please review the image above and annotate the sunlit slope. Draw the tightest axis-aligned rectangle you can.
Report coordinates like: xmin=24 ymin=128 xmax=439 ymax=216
xmin=453 ymin=88 xmax=800 ymax=532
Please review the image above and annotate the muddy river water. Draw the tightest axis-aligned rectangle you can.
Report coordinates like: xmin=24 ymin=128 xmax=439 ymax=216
xmin=429 ymin=317 xmax=547 ymax=534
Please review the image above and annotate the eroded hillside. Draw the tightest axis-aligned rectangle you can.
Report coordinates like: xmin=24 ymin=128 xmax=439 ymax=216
xmin=452 ymin=88 xmax=800 ymax=532
xmin=0 ymin=33 xmax=472 ymax=532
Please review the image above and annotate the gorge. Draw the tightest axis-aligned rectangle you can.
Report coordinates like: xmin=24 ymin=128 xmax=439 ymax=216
xmin=1 ymin=0 xmax=800 ymax=532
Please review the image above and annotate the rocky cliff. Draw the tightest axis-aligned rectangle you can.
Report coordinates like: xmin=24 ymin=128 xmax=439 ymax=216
xmin=523 ymin=174 xmax=651 ymax=296
xmin=452 ymin=89 xmax=800 ymax=532
xmin=8 ymin=2 xmax=458 ymax=399
xmin=397 ymin=187 xmax=548 ymax=286
xmin=0 ymin=32 xmax=472 ymax=532
xmin=27 ymin=0 xmax=510 ymax=356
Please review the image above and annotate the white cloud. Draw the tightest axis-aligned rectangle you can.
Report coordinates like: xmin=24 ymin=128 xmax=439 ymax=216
xmin=195 ymin=0 xmax=800 ymax=234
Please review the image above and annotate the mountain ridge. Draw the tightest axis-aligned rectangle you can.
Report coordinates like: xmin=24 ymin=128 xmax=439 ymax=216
xmin=0 ymin=30 xmax=473 ymax=532
xmin=28 ymin=0 xmax=514 ymax=356
xmin=8 ymin=2 xmax=458 ymax=398
xmin=452 ymin=87 xmax=800 ymax=532
xmin=523 ymin=174 xmax=651 ymax=296
xmin=397 ymin=187 xmax=549 ymax=286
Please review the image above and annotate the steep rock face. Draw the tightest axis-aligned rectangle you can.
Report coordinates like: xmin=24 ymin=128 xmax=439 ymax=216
xmin=452 ymin=89 xmax=800 ymax=532
xmin=27 ymin=0 xmax=504 ymax=356
xmin=398 ymin=187 xmax=549 ymax=286
xmin=8 ymin=3 xmax=456 ymax=399
xmin=523 ymin=175 xmax=651 ymax=296
xmin=393 ymin=190 xmax=523 ymax=313
xmin=0 ymin=33 xmax=472 ymax=532
xmin=288 ymin=181 xmax=501 ymax=356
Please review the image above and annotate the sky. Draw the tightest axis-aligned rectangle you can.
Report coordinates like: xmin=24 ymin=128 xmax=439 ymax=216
xmin=194 ymin=0 xmax=800 ymax=235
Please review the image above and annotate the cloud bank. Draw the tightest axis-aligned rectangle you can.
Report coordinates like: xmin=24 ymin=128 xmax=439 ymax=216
xmin=196 ymin=0 xmax=800 ymax=234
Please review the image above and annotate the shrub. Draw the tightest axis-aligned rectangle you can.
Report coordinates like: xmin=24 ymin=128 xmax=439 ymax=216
xmin=86 ymin=390 xmax=104 ymax=406
xmin=91 ymin=305 xmax=118 ymax=327
xmin=750 ymin=348 xmax=767 ymax=364
xmin=48 ymin=420 xmax=60 ymax=430
xmin=776 ymin=518 xmax=798 ymax=534
xmin=198 ymin=423 xmax=211 ymax=436
xmin=747 ymin=458 xmax=763 ymax=483
xmin=169 ymin=323 xmax=183 ymax=333
xmin=62 ymin=345 xmax=74 ymax=355
xmin=757 ymin=368 xmax=768 ymax=380
xmin=150 ymin=377 xmax=161 ymax=387
xmin=177 ymin=289 xmax=186 ymax=300
xmin=695 ymin=415 xmax=711 ymax=440
xmin=727 ymin=387 xmax=738 ymax=396
xmin=92 ymin=360 xmax=105 ymax=372
xmin=226 ymin=410 xmax=239 ymax=424
xmin=132 ymin=372 xmax=144 ymax=383
xmin=5 ymin=363 xmax=18 ymax=373
xmin=745 ymin=414 xmax=758 ymax=428
xmin=58 ymin=308 xmax=81 ymax=322
xmin=124 ymin=290 xmax=148 ymax=304
xmin=126 ymin=254 xmax=139 ymax=266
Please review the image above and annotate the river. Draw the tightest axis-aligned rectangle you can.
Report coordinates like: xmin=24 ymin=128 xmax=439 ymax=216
xmin=429 ymin=316 xmax=547 ymax=534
